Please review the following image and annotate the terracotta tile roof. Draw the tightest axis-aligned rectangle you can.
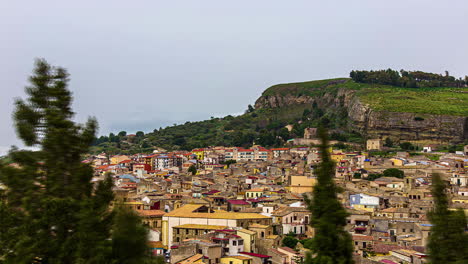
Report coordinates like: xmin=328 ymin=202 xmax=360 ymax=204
xmin=269 ymin=248 xmax=287 ymax=256
xmin=239 ymin=252 xmax=271 ymax=258
xmin=227 ymin=200 xmax=250 ymax=205
xmin=352 ymin=235 xmax=374 ymax=241
xmin=178 ymin=254 xmax=204 ymax=264
xmin=137 ymin=210 xmax=166 ymax=217
xmin=148 ymin=241 xmax=166 ymax=249
xmin=164 ymin=204 xmax=270 ymax=220
xmin=247 ymin=188 xmax=264 ymax=192
xmin=373 ymin=243 xmax=405 ymax=254
xmin=249 ymin=223 xmax=268 ymax=229
xmin=174 ymin=224 xmax=228 ymax=230
xmin=224 ymin=256 xmax=252 ymax=260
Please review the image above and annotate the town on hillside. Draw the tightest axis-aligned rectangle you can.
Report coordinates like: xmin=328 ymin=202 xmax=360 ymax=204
xmin=79 ymin=128 xmax=468 ymax=264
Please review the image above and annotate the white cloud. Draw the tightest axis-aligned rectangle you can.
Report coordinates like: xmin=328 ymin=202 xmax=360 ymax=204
xmin=0 ymin=146 xmax=10 ymax=156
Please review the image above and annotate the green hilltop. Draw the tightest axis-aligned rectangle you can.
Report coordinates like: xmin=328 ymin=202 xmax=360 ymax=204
xmin=261 ymin=78 xmax=468 ymax=116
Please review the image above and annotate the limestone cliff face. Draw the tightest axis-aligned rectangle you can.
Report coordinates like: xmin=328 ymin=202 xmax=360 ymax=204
xmin=255 ymin=88 xmax=467 ymax=143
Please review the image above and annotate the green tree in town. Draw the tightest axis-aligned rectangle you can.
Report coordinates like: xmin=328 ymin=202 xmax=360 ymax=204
xmin=384 ymin=138 xmax=393 ymax=147
xmin=112 ymin=206 xmax=151 ymax=264
xmin=382 ymin=168 xmax=404 ymax=178
xmin=282 ymin=234 xmax=299 ymax=249
xmin=304 ymin=127 xmax=354 ymax=264
xmin=188 ymin=164 xmax=197 ymax=175
xmin=427 ymin=174 xmax=468 ymax=264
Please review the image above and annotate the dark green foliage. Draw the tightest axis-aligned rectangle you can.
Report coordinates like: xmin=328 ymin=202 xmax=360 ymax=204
xmin=90 ymin=79 xmax=369 ymax=155
xmin=0 ymin=59 xmax=151 ymax=264
xmin=352 ymin=173 xmax=361 ymax=179
xmin=384 ymin=138 xmax=393 ymax=147
xmin=446 ymin=144 xmax=464 ymax=153
xmin=136 ymin=131 xmax=145 ymax=137
xmin=382 ymin=168 xmax=404 ymax=178
xmin=414 ymin=116 xmax=424 ymax=121
xmin=221 ymin=160 xmax=237 ymax=168
xmin=350 ymin=69 xmax=466 ymax=88
xmin=188 ymin=165 xmax=197 ymax=175
xmin=399 ymin=142 xmax=415 ymax=150
xmin=304 ymin=128 xmax=354 ymax=264
xmin=282 ymin=235 xmax=299 ymax=249
xmin=112 ymin=206 xmax=150 ymax=264
xmin=365 ymin=173 xmax=383 ymax=181
xmin=118 ymin=131 xmax=127 ymax=137
xmin=427 ymin=174 xmax=468 ymax=264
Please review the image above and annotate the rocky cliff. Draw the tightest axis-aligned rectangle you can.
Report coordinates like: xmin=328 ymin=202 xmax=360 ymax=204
xmin=255 ymin=81 xmax=467 ymax=143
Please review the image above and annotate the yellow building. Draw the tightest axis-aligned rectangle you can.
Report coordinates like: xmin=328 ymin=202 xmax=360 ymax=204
xmin=123 ymin=201 xmax=144 ymax=210
xmin=245 ymin=188 xmax=264 ymax=199
xmin=192 ymin=148 xmax=205 ymax=160
xmin=331 ymin=153 xmax=345 ymax=163
xmin=452 ymin=196 xmax=468 ymax=204
xmin=351 ymin=204 xmax=375 ymax=213
xmin=172 ymin=224 xmax=227 ymax=243
xmin=389 ymin=158 xmax=404 ymax=167
xmin=220 ymin=256 xmax=252 ymax=264
xmin=110 ymin=155 xmax=129 ymax=165
xmin=288 ymin=175 xmax=317 ymax=194
xmin=366 ymin=139 xmax=381 ymax=151
xmin=162 ymin=204 xmax=272 ymax=246
xmin=237 ymin=229 xmax=257 ymax=253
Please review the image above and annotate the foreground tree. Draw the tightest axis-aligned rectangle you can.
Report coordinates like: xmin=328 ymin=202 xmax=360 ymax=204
xmin=304 ymin=128 xmax=354 ymax=264
xmin=427 ymin=174 xmax=468 ymax=264
xmin=112 ymin=206 xmax=151 ymax=264
xmin=0 ymin=59 xmax=152 ymax=263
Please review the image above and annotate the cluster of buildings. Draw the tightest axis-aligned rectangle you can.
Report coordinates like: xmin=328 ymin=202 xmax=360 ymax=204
xmin=85 ymin=132 xmax=468 ymax=264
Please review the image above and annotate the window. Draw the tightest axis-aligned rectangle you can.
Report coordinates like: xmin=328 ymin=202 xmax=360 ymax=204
xmin=410 ymin=229 xmax=413 ymax=232
xmin=233 ymin=240 xmax=237 ymax=246
xmin=186 ymin=229 xmax=189 ymax=234
xmin=176 ymin=229 xmax=180 ymax=235
xmin=230 ymin=262 xmax=233 ymax=264
xmin=402 ymin=229 xmax=406 ymax=232
xmin=238 ymin=240 xmax=243 ymax=245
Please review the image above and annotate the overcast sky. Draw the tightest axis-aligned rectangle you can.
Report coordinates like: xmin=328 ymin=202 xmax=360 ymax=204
xmin=1 ymin=0 xmax=467 ymax=155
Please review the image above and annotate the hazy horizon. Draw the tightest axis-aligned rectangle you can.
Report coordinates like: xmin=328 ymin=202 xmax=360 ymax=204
xmin=1 ymin=0 xmax=468 ymax=155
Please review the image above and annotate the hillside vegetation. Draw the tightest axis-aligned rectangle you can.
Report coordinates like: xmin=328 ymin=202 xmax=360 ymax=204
xmin=261 ymin=78 xmax=468 ymax=116
xmin=91 ymin=73 xmax=468 ymax=154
